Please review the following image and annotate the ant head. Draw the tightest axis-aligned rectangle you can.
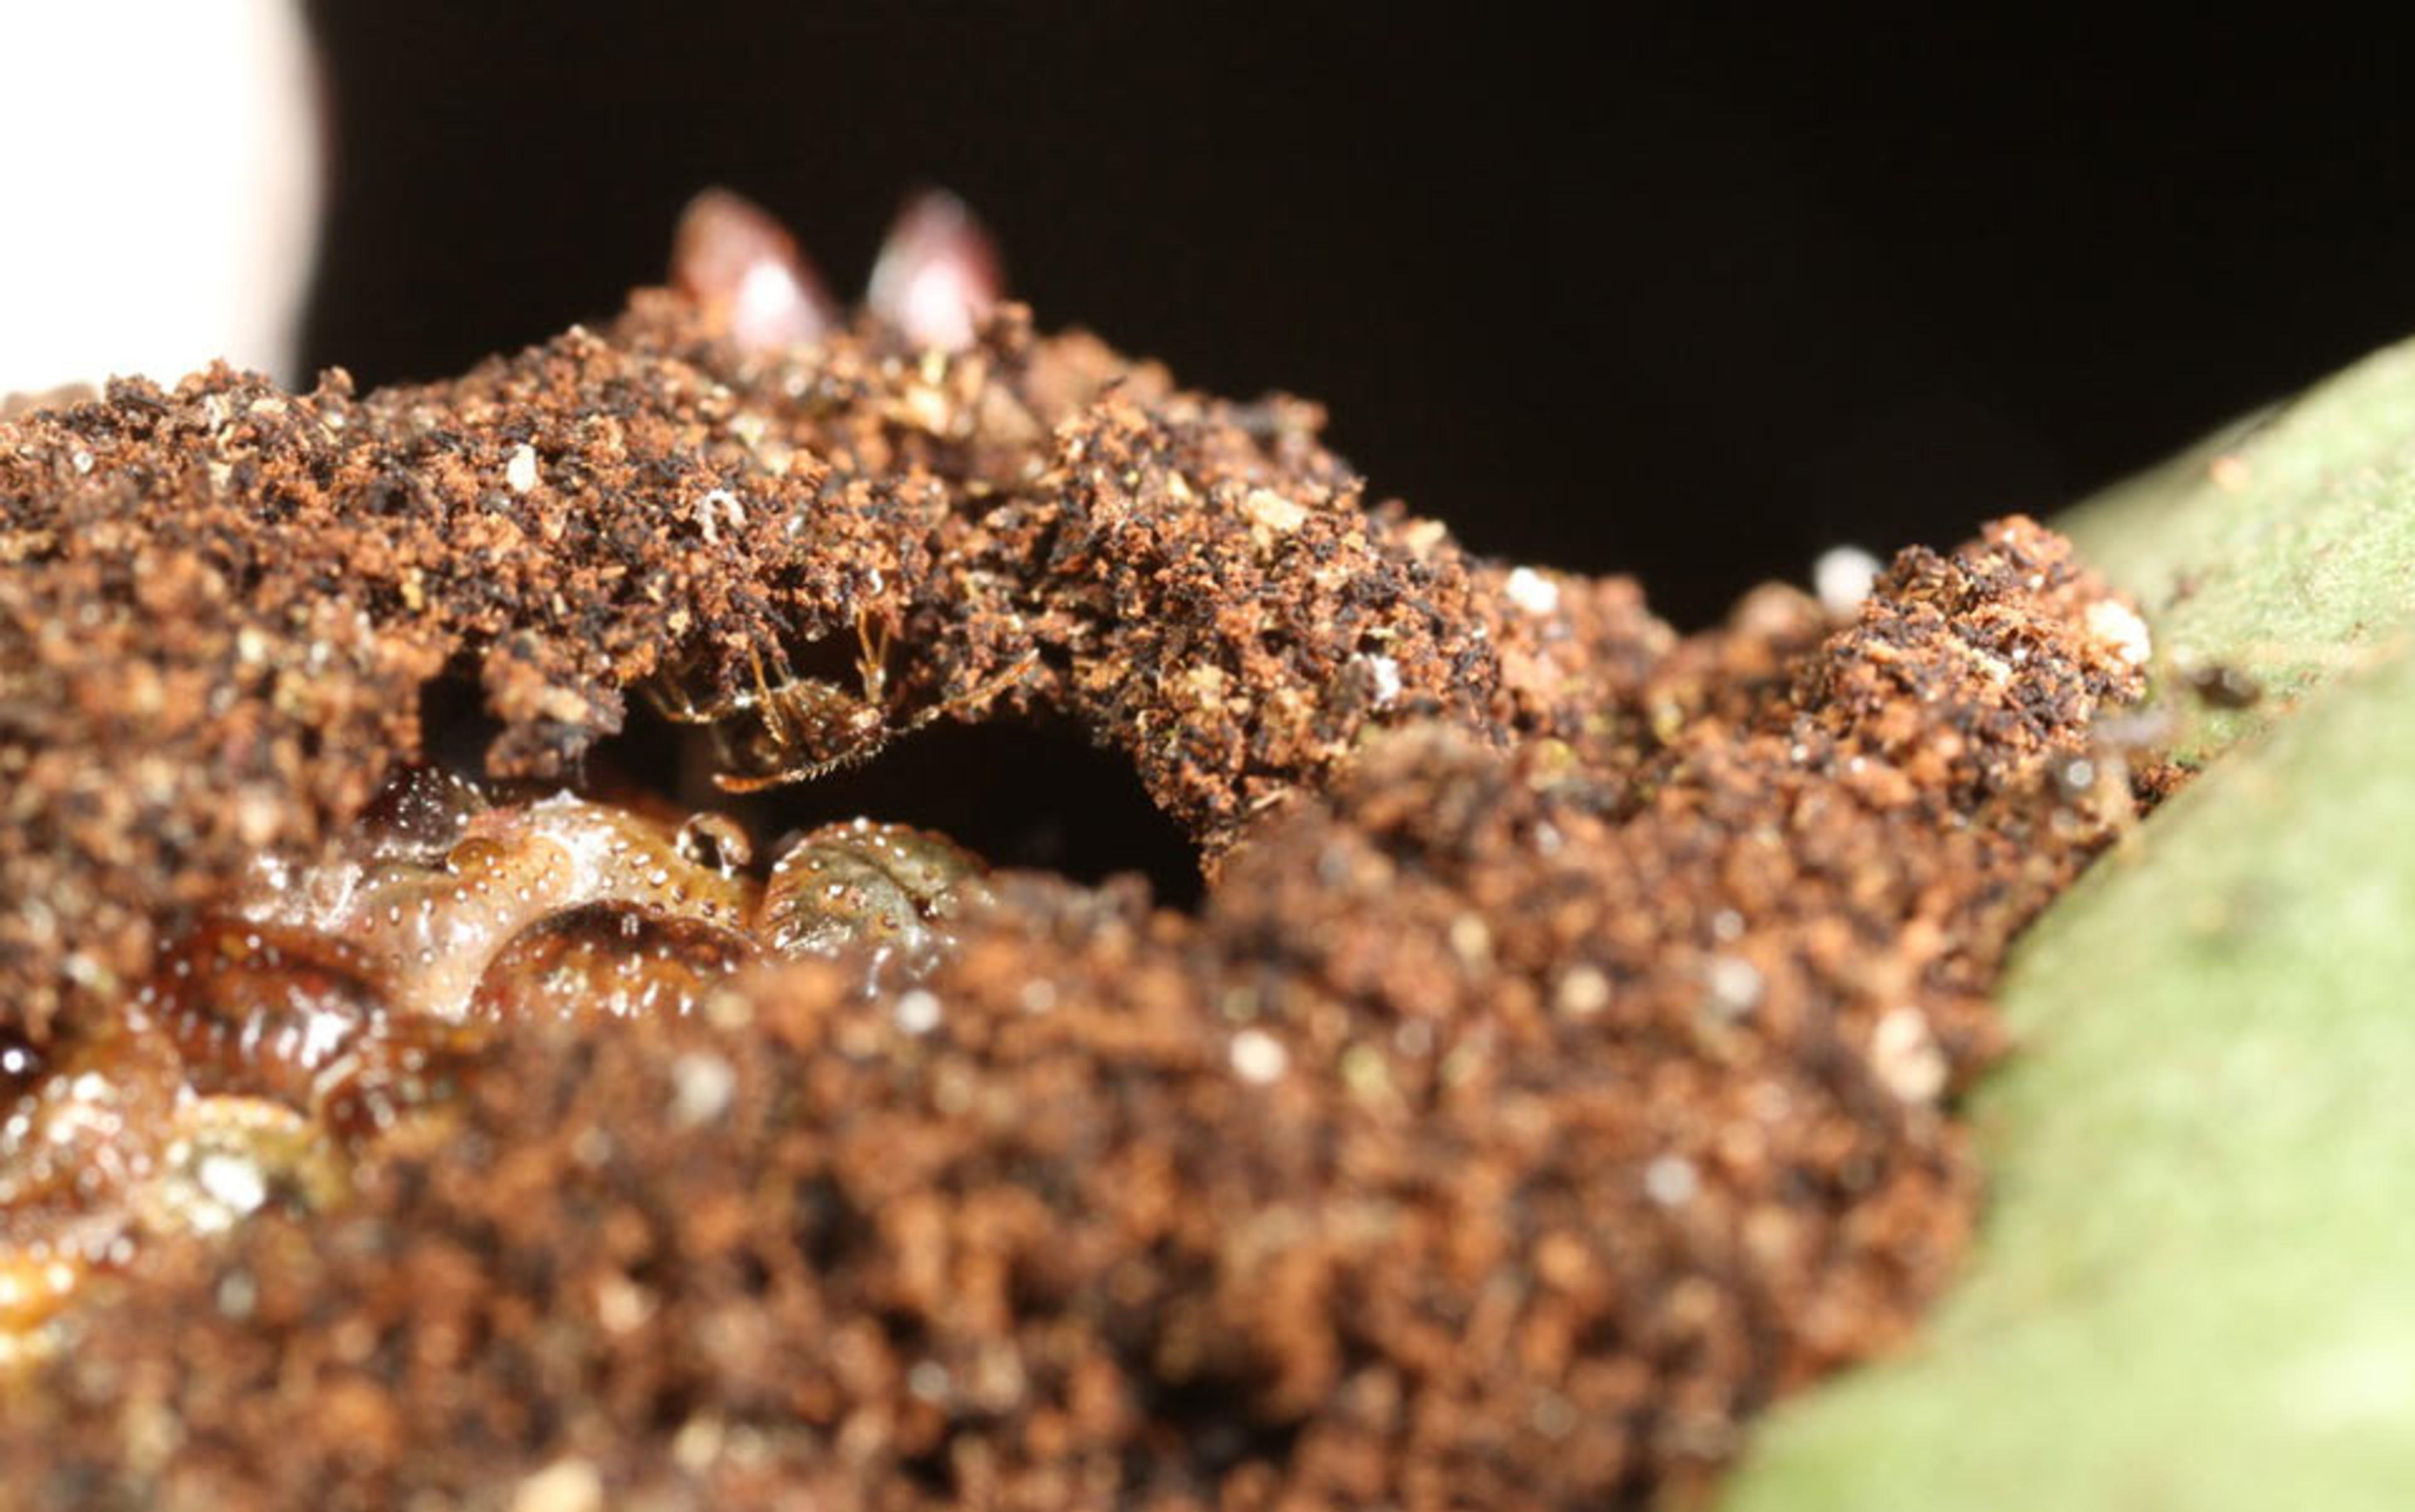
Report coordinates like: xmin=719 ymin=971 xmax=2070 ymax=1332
xmin=711 ymin=677 xmax=895 ymax=791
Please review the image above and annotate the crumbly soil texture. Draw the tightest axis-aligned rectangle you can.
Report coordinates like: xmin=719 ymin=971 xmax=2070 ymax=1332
xmin=0 ymin=279 xmax=2154 ymax=1508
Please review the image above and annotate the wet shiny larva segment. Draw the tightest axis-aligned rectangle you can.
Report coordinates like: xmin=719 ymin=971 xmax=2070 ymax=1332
xmin=0 ymin=1076 xmax=350 ymax=1367
xmin=470 ymin=905 xmax=758 ymax=1024
xmin=241 ymin=788 xmax=762 ymax=1023
xmin=352 ymin=762 xmax=493 ymax=865
xmin=138 ymin=914 xmax=482 ymax=1143
xmin=762 ymin=818 xmax=991 ymax=988
xmin=674 ymin=810 xmax=753 ymax=872
xmin=130 ymin=1095 xmax=347 ymax=1243
xmin=0 ymin=1023 xmax=182 ymax=1230
xmin=0 ymin=1024 xmax=185 ymax=1359
xmin=142 ymin=918 xmax=390 ymax=1110
xmin=0 ymin=1253 xmax=83 ymax=1351
xmin=311 ymin=1017 xmax=490 ymax=1145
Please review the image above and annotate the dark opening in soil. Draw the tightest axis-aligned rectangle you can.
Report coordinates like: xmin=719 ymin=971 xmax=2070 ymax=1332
xmin=414 ymin=672 xmax=1204 ymax=909
xmin=711 ymin=714 xmax=1204 ymax=911
xmin=1131 ymin=1376 xmax=1308 ymax=1490
xmin=416 ymin=665 xmax=508 ymax=779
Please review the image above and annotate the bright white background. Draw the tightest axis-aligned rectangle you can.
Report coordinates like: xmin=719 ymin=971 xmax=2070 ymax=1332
xmin=0 ymin=0 xmax=318 ymax=396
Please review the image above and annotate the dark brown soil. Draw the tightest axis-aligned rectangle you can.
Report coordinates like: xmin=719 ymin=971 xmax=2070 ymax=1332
xmin=0 ymin=267 xmax=2151 ymax=1508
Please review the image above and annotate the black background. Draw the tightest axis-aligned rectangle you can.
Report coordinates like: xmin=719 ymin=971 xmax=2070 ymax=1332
xmin=303 ymin=6 xmax=2415 ymax=628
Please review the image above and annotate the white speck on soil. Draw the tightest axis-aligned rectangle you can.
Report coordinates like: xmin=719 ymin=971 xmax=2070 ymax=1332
xmin=1813 ymin=545 xmax=1882 ymax=616
xmin=1230 ymin=1028 xmax=1289 ymax=1084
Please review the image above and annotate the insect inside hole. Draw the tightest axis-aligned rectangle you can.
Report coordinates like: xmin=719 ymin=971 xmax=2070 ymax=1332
xmin=643 ymin=606 xmax=1036 ymax=792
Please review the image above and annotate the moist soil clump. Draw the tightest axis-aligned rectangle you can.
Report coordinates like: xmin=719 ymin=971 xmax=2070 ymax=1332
xmin=1 ymin=266 xmax=2151 ymax=1508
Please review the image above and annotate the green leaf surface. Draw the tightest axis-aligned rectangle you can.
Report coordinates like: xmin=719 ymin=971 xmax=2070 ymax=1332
xmin=1717 ymin=338 xmax=2415 ymax=1509
xmin=2059 ymin=336 xmax=2415 ymax=763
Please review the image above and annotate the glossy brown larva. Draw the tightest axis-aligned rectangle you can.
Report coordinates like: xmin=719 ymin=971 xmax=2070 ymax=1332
xmin=761 ymin=817 xmax=991 ymax=992
xmin=467 ymin=905 xmax=757 ymax=1025
xmin=0 ymin=765 xmax=997 ymax=1368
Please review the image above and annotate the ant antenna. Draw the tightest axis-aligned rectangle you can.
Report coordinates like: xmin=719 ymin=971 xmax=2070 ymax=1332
xmin=897 ymin=650 xmax=1043 ymax=736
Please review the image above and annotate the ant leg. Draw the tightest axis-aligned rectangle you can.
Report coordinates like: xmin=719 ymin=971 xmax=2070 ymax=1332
xmin=852 ymin=605 xmax=894 ymax=707
xmin=640 ymin=660 xmax=718 ymax=725
xmin=640 ymin=682 xmax=693 ymax=723
xmin=745 ymin=644 xmax=796 ymax=746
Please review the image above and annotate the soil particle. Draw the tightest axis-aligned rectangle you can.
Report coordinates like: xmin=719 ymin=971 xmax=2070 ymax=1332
xmin=0 ymin=269 xmax=2148 ymax=1508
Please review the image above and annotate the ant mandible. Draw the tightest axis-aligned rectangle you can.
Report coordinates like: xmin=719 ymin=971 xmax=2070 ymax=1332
xmin=643 ymin=606 xmax=1035 ymax=792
